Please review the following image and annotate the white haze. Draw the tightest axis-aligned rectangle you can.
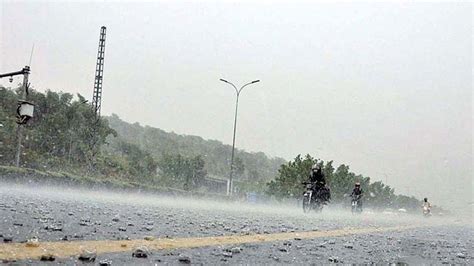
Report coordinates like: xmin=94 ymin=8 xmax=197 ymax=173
xmin=1 ymin=183 xmax=471 ymax=226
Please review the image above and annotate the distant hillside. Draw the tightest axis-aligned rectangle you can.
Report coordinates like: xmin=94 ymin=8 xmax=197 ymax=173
xmin=106 ymin=114 xmax=286 ymax=181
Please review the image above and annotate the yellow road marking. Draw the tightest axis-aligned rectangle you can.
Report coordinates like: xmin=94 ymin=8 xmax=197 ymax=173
xmin=0 ymin=225 xmax=418 ymax=261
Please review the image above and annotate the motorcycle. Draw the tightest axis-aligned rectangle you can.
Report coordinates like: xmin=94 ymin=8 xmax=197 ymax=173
xmin=302 ymin=182 xmax=330 ymax=213
xmin=351 ymin=195 xmax=363 ymax=214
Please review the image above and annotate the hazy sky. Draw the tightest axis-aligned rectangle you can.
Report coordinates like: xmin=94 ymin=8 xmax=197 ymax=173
xmin=1 ymin=1 xmax=472 ymax=209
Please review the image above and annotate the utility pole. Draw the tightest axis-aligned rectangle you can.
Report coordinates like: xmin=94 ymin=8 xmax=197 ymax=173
xmin=220 ymin=78 xmax=260 ymax=195
xmin=0 ymin=66 xmax=31 ymax=167
xmin=92 ymin=26 xmax=106 ymax=118
xmin=89 ymin=26 xmax=107 ymax=169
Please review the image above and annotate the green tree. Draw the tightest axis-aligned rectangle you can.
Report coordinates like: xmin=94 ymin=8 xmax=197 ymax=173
xmin=266 ymin=154 xmax=316 ymax=199
xmin=0 ymin=87 xmax=115 ymax=171
xmin=266 ymin=153 xmax=418 ymax=211
xmin=187 ymin=155 xmax=207 ymax=190
xmin=110 ymin=140 xmax=157 ymax=178
xmin=157 ymin=153 xmax=207 ymax=190
xmin=365 ymin=181 xmax=396 ymax=209
xmin=0 ymin=87 xmax=18 ymax=163
xmin=233 ymin=157 xmax=245 ymax=179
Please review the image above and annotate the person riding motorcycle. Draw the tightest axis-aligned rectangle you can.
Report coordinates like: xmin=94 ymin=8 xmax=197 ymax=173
xmin=422 ymin=197 xmax=431 ymax=216
xmin=351 ymin=182 xmax=363 ymax=200
xmin=350 ymin=182 xmax=363 ymax=209
xmin=307 ymin=164 xmax=330 ymax=202
xmin=309 ymin=164 xmax=326 ymax=186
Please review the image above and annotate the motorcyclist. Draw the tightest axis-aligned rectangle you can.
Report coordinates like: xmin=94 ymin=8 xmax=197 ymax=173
xmin=350 ymin=182 xmax=363 ymax=208
xmin=351 ymin=182 xmax=363 ymax=199
xmin=422 ymin=197 xmax=431 ymax=215
xmin=309 ymin=164 xmax=326 ymax=187
xmin=308 ymin=164 xmax=330 ymax=202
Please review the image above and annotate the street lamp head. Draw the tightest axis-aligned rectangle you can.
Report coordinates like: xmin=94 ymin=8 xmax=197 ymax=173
xmin=220 ymin=78 xmax=229 ymax=83
xmin=251 ymin=80 xmax=260 ymax=84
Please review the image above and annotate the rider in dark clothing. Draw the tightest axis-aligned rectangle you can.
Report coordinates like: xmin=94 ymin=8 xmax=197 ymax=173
xmin=351 ymin=183 xmax=363 ymax=197
xmin=308 ymin=164 xmax=330 ymax=202
xmin=309 ymin=164 xmax=326 ymax=186
xmin=351 ymin=183 xmax=363 ymax=206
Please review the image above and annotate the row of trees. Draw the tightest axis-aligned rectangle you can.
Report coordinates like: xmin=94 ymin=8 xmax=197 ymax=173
xmin=0 ymin=87 xmax=210 ymax=191
xmin=267 ymin=154 xmax=421 ymax=211
xmin=106 ymin=114 xmax=285 ymax=182
xmin=0 ymin=87 xmax=114 ymax=171
xmin=157 ymin=153 xmax=207 ymax=190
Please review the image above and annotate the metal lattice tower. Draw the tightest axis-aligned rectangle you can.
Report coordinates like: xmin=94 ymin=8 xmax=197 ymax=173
xmin=92 ymin=26 xmax=106 ymax=117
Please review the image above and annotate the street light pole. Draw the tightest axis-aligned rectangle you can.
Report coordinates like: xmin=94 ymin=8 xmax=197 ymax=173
xmin=220 ymin=78 xmax=260 ymax=195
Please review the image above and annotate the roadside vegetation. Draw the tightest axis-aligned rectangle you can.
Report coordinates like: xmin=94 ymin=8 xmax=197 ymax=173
xmin=0 ymin=86 xmax=282 ymax=192
xmin=1 ymin=86 xmax=426 ymax=212
xmin=267 ymin=154 xmax=422 ymax=212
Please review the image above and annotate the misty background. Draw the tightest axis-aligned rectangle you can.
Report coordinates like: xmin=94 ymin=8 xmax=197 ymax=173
xmin=0 ymin=2 xmax=472 ymax=210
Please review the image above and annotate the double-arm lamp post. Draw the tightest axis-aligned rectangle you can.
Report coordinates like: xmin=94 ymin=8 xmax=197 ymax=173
xmin=219 ymin=78 xmax=260 ymax=195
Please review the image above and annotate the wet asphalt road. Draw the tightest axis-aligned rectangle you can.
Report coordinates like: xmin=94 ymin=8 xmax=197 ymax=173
xmin=0 ymin=184 xmax=472 ymax=265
